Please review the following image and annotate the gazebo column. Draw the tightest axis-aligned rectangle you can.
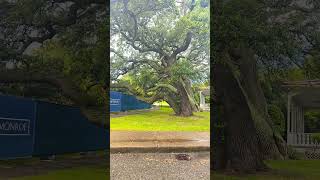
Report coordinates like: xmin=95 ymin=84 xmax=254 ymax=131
xmin=287 ymin=94 xmax=304 ymax=145
xmin=293 ymin=104 xmax=296 ymax=133
xmin=290 ymin=103 xmax=304 ymax=145
xmin=296 ymin=105 xmax=299 ymax=132
xmin=199 ymin=91 xmax=205 ymax=108
xmin=300 ymin=106 xmax=305 ymax=145
xmin=293 ymin=103 xmax=297 ymax=133
xmin=299 ymin=105 xmax=305 ymax=145
xmin=299 ymin=106 xmax=304 ymax=133
xmin=290 ymin=100 xmax=298 ymax=144
xmin=297 ymin=105 xmax=303 ymax=145
xmin=293 ymin=103 xmax=298 ymax=144
xmin=302 ymin=107 xmax=304 ymax=133
xmin=297 ymin=106 xmax=300 ymax=133
xmin=287 ymin=94 xmax=292 ymax=144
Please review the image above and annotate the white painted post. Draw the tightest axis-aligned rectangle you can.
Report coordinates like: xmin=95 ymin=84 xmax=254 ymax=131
xmin=298 ymin=106 xmax=300 ymax=133
xmin=294 ymin=104 xmax=299 ymax=133
xmin=293 ymin=103 xmax=298 ymax=144
xmin=300 ymin=107 xmax=303 ymax=133
xmin=199 ymin=91 xmax=204 ymax=108
xmin=299 ymin=106 xmax=302 ymax=133
xmin=298 ymin=106 xmax=301 ymax=133
xmin=302 ymin=107 xmax=304 ymax=133
xmin=300 ymin=106 xmax=303 ymax=133
xmin=293 ymin=103 xmax=296 ymax=133
xmin=199 ymin=91 xmax=202 ymax=107
xmin=287 ymin=94 xmax=291 ymax=144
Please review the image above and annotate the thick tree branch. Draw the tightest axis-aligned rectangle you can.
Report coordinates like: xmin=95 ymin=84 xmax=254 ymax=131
xmin=136 ymin=93 xmax=162 ymax=104
xmin=147 ymin=83 xmax=178 ymax=94
xmin=118 ymin=31 xmax=165 ymax=55
xmin=3 ymin=0 xmax=107 ymax=57
xmin=111 ymin=48 xmax=162 ymax=71
xmin=111 ymin=82 xmax=163 ymax=103
xmin=113 ymin=1 xmax=167 ymax=56
xmin=123 ymin=0 xmax=138 ymax=39
xmin=0 ymin=70 xmax=96 ymax=107
xmin=170 ymin=32 xmax=192 ymax=60
xmin=110 ymin=83 xmax=138 ymax=94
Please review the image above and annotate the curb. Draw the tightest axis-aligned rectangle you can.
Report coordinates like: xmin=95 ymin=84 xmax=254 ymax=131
xmin=110 ymin=146 xmax=210 ymax=153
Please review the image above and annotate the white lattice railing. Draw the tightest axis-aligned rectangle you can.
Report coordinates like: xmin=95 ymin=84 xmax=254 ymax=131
xmin=287 ymin=133 xmax=320 ymax=147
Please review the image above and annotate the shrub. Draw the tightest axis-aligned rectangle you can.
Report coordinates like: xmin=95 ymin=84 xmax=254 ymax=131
xmin=268 ymin=104 xmax=286 ymax=137
xmin=311 ymin=133 xmax=320 ymax=144
xmin=287 ymin=146 xmax=305 ymax=160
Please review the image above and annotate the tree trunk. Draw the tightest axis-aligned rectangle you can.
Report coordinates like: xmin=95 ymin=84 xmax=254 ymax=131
xmin=179 ymin=91 xmax=193 ymax=116
xmin=212 ymin=99 xmax=227 ymax=170
xmin=165 ymin=94 xmax=182 ymax=115
xmin=234 ymin=48 xmax=287 ymax=160
xmin=182 ymin=77 xmax=199 ymax=112
xmin=164 ymin=81 xmax=194 ymax=116
xmin=213 ymin=60 xmax=268 ymax=172
xmin=212 ymin=47 xmax=287 ymax=172
xmin=175 ymin=81 xmax=193 ymax=116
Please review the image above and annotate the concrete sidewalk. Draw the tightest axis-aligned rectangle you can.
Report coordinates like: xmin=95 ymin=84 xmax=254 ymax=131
xmin=110 ymin=131 xmax=210 ymax=153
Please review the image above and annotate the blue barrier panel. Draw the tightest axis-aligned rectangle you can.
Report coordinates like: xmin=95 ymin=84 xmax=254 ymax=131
xmin=121 ymin=93 xmax=151 ymax=111
xmin=33 ymin=101 xmax=108 ymax=156
xmin=0 ymin=95 xmax=108 ymax=159
xmin=0 ymin=95 xmax=35 ymax=159
xmin=110 ymin=91 xmax=122 ymax=112
xmin=110 ymin=91 xmax=151 ymax=112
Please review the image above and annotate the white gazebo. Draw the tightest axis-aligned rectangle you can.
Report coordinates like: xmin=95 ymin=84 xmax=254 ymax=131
xmin=283 ymin=80 xmax=320 ymax=149
xmin=199 ymin=87 xmax=210 ymax=111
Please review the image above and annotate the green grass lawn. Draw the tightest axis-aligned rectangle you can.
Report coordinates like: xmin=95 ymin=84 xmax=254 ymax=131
xmin=12 ymin=166 xmax=108 ymax=180
xmin=0 ymin=152 xmax=108 ymax=180
xmin=213 ymin=160 xmax=320 ymax=180
xmin=111 ymin=107 xmax=210 ymax=131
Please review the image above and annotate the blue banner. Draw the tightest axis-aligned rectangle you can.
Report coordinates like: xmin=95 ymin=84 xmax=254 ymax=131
xmin=33 ymin=101 xmax=108 ymax=156
xmin=110 ymin=91 xmax=151 ymax=112
xmin=0 ymin=117 xmax=31 ymax=136
xmin=110 ymin=91 xmax=122 ymax=112
xmin=110 ymin=98 xmax=121 ymax=105
xmin=0 ymin=95 xmax=107 ymax=159
xmin=0 ymin=95 xmax=36 ymax=159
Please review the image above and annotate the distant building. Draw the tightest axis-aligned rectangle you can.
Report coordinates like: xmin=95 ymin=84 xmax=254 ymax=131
xmin=199 ymin=87 xmax=210 ymax=111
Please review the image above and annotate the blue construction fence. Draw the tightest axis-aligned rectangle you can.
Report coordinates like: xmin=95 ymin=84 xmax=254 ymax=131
xmin=110 ymin=91 xmax=152 ymax=112
xmin=0 ymin=95 xmax=108 ymax=159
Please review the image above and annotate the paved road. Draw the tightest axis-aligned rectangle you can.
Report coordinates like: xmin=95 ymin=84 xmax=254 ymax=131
xmin=110 ymin=152 xmax=210 ymax=180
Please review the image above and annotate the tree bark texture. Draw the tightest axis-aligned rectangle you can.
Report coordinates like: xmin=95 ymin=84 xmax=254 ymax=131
xmin=212 ymin=47 xmax=287 ymax=172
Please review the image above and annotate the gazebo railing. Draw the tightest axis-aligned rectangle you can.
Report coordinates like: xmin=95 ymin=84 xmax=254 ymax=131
xmin=288 ymin=133 xmax=319 ymax=146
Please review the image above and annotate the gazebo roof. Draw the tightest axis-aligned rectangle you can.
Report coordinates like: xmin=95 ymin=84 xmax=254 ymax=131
xmin=199 ymin=87 xmax=210 ymax=96
xmin=283 ymin=79 xmax=320 ymax=88
xmin=283 ymin=79 xmax=320 ymax=109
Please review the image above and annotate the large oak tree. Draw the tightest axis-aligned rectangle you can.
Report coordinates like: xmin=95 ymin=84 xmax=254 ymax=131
xmin=212 ymin=0 xmax=320 ymax=172
xmin=0 ymin=0 xmax=108 ymax=125
xmin=110 ymin=0 xmax=209 ymax=116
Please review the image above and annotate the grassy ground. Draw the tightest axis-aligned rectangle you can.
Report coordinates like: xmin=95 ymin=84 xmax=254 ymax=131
xmin=0 ymin=152 xmax=108 ymax=180
xmin=12 ymin=166 xmax=108 ymax=180
xmin=213 ymin=160 xmax=320 ymax=180
xmin=110 ymin=107 xmax=210 ymax=131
